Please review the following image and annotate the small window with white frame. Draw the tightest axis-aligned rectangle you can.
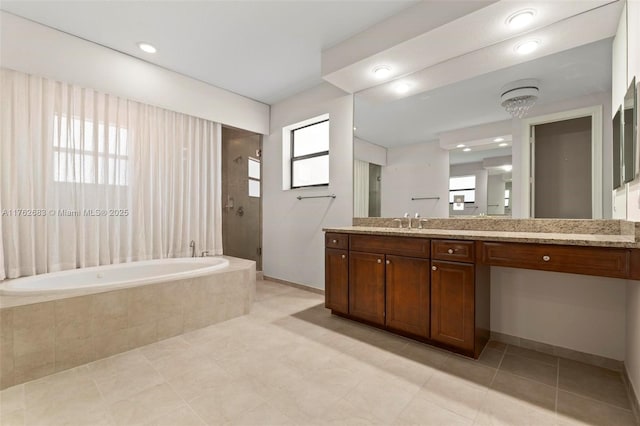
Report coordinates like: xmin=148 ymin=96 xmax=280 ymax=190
xmin=289 ymin=119 xmax=329 ymax=188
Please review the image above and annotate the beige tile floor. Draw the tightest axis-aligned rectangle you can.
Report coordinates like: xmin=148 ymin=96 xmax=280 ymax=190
xmin=0 ymin=279 xmax=638 ymax=426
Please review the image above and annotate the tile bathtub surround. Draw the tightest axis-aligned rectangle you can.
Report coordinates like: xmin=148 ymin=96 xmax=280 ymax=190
xmin=0 ymin=279 xmax=637 ymax=426
xmin=0 ymin=265 xmax=255 ymax=390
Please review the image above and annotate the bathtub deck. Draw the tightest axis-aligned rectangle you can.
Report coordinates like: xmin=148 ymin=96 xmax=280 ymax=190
xmin=0 ymin=256 xmax=255 ymax=389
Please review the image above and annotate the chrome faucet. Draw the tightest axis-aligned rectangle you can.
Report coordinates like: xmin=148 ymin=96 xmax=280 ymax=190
xmin=404 ymin=212 xmax=411 ymax=229
xmin=418 ymin=218 xmax=430 ymax=229
xmin=201 ymin=250 xmax=209 ymax=257
xmin=189 ymin=240 xmax=196 ymax=257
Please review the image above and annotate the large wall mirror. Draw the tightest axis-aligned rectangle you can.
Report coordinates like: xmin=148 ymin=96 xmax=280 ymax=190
xmin=353 ymin=39 xmax=612 ymax=219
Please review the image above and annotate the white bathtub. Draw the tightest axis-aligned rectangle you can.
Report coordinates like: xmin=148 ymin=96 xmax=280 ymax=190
xmin=0 ymin=257 xmax=230 ymax=295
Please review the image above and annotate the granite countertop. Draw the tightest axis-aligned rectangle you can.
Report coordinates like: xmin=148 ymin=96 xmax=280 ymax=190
xmin=323 ymin=226 xmax=640 ymax=248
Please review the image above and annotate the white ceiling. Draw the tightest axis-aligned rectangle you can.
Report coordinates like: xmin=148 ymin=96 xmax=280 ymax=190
xmin=0 ymin=0 xmax=416 ymax=104
xmin=354 ymin=39 xmax=612 ymax=148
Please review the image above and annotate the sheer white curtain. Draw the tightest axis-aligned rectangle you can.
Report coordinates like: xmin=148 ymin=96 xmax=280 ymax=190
xmin=353 ymin=159 xmax=370 ymax=217
xmin=0 ymin=69 xmax=222 ymax=280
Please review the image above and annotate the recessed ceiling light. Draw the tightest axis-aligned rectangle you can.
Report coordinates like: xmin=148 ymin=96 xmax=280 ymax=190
xmin=515 ymin=40 xmax=540 ymax=55
xmin=507 ymin=9 xmax=536 ymax=28
xmin=373 ymin=65 xmax=392 ymax=79
xmin=394 ymin=82 xmax=410 ymax=94
xmin=456 ymin=144 xmax=466 ymax=148
xmin=137 ymin=42 xmax=157 ymax=53
xmin=463 ymin=148 xmax=471 ymax=152
xmin=499 ymin=142 xmax=509 ymax=147
xmin=493 ymin=137 xmax=504 ymax=142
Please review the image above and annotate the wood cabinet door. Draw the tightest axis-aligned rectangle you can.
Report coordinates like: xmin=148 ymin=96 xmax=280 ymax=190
xmin=385 ymin=255 xmax=430 ymax=338
xmin=349 ymin=251 xmax=385 ymax=325
xmin=325 ymin=249 xmax=349 ymax=314
xmin=431 ymin=260 xmax=475 ymax=351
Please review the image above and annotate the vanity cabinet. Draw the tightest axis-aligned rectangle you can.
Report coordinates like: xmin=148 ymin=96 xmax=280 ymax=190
xmin=349 ymin=251 xmax=386 ymax=324
xmin=430 ymin=240 xmax=489 ymax=356
xmin=325 ymin=233 xmax=349 ymax=314
xmin=479 ymin=242 xmax=630 ymax=279
xmin=385 ymin=255 xmax=430 ymax=338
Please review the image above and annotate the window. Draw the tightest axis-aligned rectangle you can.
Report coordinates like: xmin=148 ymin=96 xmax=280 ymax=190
xmin=449 ymin=175 xmax=476 ymax=203
xmin=53 ymin=115 xmax=128 ymax=186
xmin=248 ymin=157 xmax=260 ymax=197
xmin=290 ymin=119 xmax=329 ymax=188
xmin=504 ymin=189 xmax=510 ymax=207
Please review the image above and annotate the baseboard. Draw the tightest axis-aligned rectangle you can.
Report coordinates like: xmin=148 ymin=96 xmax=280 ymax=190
xmin=622 ymin=363 xmax=640 ymax=423
xmin=262 ymin=275 xmax=325 ymax=295
xmin=490 ymin=331 xmax=623 ymax=372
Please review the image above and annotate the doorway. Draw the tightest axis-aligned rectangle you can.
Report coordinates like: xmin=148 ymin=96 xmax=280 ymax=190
xmin=222 ymin=127 xmax=262 ymax=270
xmin=532 ymin=116 xmax=592 ymax=218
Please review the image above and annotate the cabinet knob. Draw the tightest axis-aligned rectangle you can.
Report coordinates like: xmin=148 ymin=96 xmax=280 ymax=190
xmin=341 ymin=254 xmax=346 ymax=259
xmin=542 ymin=255 xmax=550 ymax=262
xmin=432 ymin=266 xmax=437 ymax=271
xmin=447 ymin=248 xmax=454 ymax=254
xmin=332 ymin=239 xmax=337 ymax=244
xmin=377 ymin=259 xmax=382 ymax=264
xmin=386 ymin=260 xmax=390 ymax=265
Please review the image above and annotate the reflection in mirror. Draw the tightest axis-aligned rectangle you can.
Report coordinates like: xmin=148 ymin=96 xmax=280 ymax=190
xmin=353 ymin=39 xmax=611 ymax=219
xmin=623 ymin=77 xmax=637 ymax=183
xmin=449 ymin=145 xmax=512 ymax=217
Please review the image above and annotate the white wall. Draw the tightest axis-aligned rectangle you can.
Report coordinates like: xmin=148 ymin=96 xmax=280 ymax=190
xmin=381 ymin=141 xmax=449 ymax=218
xmin=354 ymin=137 xmax=387 ymax=165
xmin=612 ymin=0 xmax=640 ymax=407
xmin=491 ymin=267 xmax=626 ymax=360
xmin=0 ymin=11 xmax=269 ymax=135
xmin=263 ymin=83 xmax=353 ymax=289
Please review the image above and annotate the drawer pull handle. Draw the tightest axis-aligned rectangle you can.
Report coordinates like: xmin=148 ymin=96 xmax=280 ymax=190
xmin=341 ymin=254 xmax=346 ymax=259
xmin=377 ymin=259 xmax=382 ymax=264
xmin=386 ymin=260 xmax=390 ymax=265
xmin=447 ymin=248 xmax=454 ymax=254
xmin=542 ymin=255 xmax=550 ymax=262
xmin=432 ymin=266 xmax=437 ymax=271
xmin=332 ymin=239 xmax=337 ymax=244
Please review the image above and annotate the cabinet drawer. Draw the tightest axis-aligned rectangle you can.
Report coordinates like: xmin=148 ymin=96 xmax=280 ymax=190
xmin=432 ymin=240 xmax=475 ymax=262
xmin=350 ymin=234 xmax=430 ymax=258
xmin=325 ymin=233 xmax=349 ymax=250
xmin=480 ymin=242 xmax=630 ymax=278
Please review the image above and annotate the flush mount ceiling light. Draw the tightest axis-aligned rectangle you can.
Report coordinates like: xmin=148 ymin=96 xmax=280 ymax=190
xmin=506 ymin=9 xmax=536 ymax=28
xmin=493 ymin=137 xmax=504 ymax=142
xmin=394 ymin=82 xmax=410 ymax=94
xmin=500 ymin=79 xmax=540 ymax=118
xmin=373 ymin=65 xmax=392 ymax=79
xmin=499 ymin=142 xmax=509 ymax=147
xmin=456 ymin=144 xmax=466 ymax=148
xmin=515 ymin=40 xmax=540 ymax=55
xmin=502 ymin=165 xmax=513 ymax=172
xmin=463 ymin=148 xmax=471 ymax=152
xmin=137 ymin=42 xmax=157 ymax=53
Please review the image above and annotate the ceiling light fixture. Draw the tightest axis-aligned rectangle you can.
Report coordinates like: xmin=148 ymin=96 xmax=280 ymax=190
xmin=463 ymin=148 xmax=471 ymax=152
xmin=515 ymin=40 xmax=540 ymax=55
xmin=507 ymin=9 xmax=536 ymax=28
xmin=137 ymin=42 xmax=157 ymax=53
xmin=500 ymin=79 xmax=540 ymax=118
xmin=502 ymin=165 xmax=513 ymax=172
xmin=499 ymin=142 xmax=509 ymax=147
xmin=373 ymin=65 xmax=392 ymax=79
xmin=456 ymin=144 xmax=466 ymax=148
xmin=493 ymin=137 xmax=504 ymax=142
xmin=394 ymin=82 xmax=410 ymax=94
